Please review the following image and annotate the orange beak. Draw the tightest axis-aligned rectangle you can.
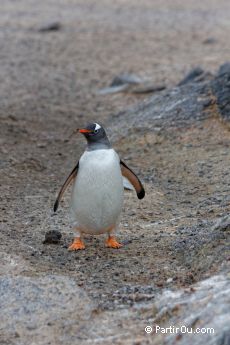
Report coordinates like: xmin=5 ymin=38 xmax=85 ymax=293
xmin=79 ymin=128 xmax=92 ymax=134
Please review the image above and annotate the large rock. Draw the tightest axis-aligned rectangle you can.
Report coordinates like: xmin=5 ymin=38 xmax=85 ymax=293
xmin=151 ymin=274 xmax=230 ymax=345
xmin=0 ymin=275 xmax=93 ymax=345
xmin=111 ymin=62 xmax=230 ymax=140
xmin=211 ymin=62 xmax=230 ymax=121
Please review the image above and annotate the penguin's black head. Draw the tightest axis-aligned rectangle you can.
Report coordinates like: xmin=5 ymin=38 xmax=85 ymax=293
xmin=79 ymin=123 xmax=111 ymax=149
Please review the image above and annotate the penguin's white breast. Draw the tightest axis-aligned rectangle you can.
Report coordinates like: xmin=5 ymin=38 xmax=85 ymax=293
xmin=71 ymin=149 xmax=124 ymax=232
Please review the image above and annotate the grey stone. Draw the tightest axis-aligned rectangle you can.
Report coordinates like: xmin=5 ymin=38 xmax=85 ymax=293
xmin=203 ymin=37 xmax=217 ymax=44
xmin=111 ymin=62 xmax=230 ymax=141
xmin=38 ymin=22 xmax=62 ymax=32
xmin=213 ymin=215 xmax=230 ymax=232
xmin=43 ymin=230 xmax=62 ymax=244
xmin=110 ymin=73 xmax=143 ymax=87
xmin=212 ymin=62 xmax=230 ymax=120
xmin=98 ymin=73 xmax=166 ymax=95
xmin=0 ymin=275 xmax=93 ymax=345
xmin=177 ymin=67 xmax=205 ymax=86
xmin=152 ymin=274 xmax=230 ymax=345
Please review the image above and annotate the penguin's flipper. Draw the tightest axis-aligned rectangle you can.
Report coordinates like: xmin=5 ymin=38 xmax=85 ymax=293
xmin=54 ymin=162 xmax=79 ymax=212
xmin=120 ymin=160 xmax=145 ymax=199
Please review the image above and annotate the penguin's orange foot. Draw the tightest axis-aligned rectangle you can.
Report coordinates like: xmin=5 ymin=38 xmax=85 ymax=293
xmin=68 ymin=238 xmax=85 ymax=251
xmin=105 ymin=236 xmax=123 ymax=249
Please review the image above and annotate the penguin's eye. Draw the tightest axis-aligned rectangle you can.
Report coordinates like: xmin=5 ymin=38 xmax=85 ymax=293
xmin=94 ymin=129 xmax=99 ymax=134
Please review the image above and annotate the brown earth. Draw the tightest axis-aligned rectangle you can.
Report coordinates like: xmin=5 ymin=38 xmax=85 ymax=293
xmin=0 ymin=1 xmax=230 ymax=344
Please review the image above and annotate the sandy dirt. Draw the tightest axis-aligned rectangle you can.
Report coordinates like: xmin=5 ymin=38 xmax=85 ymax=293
xmin=0 ymin=1 xmax=230 ymax=344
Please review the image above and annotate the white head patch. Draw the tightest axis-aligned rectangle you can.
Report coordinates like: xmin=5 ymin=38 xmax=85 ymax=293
xmin=94 ymin=123 xmax=101 ymax=131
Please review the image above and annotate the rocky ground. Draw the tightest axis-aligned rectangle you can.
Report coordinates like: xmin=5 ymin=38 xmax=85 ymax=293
xmin=0 ymin=1 xmax=230 ymax=344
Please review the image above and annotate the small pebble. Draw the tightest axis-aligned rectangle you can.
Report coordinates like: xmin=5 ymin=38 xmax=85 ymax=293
xmin=167 ymin=277 xmax=173 ymax=283
xmin=43 ymin=230 xmax=62 ymax=244
xmin=38 ymin=22 xmax=62 ymax=32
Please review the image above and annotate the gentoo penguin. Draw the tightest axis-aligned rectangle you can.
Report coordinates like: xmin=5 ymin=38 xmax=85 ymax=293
xmin=54 ymin=123 xmax=145 ymax=250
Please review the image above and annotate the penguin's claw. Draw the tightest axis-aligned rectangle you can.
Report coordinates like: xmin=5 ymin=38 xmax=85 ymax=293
xmin=105 ymin=236 xmax=123 ymax=249
xmin=68 ymin=238 xmax=85 ymax=251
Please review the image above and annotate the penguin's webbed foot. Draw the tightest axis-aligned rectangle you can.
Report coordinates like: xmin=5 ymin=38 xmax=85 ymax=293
xmin=68 ymin=237 xmax=85 ymax=251
xmin=105 ymin=236 xmax=123 ymax=249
